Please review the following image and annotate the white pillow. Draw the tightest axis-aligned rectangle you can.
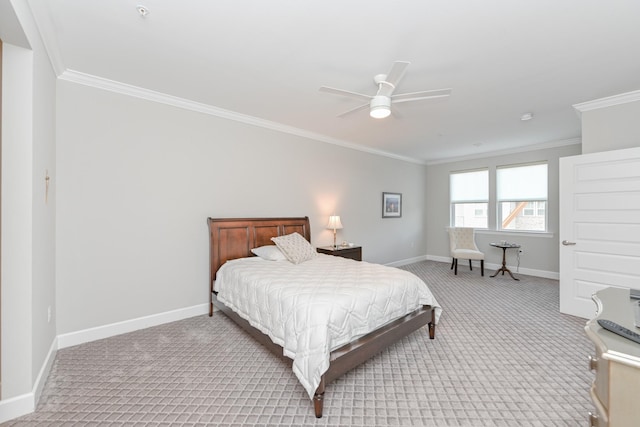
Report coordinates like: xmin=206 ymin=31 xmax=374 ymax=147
xmin=271 ymin=232 xmax=316 ymax=264
xmin=251 ymin=245 xmax=287 ymax=261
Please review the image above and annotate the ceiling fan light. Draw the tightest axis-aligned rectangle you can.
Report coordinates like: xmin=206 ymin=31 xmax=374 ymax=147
xmin=370 ymin=96 xmax=391 ymax=119
xmin=370 ymin=106 xmax=390 ymax=119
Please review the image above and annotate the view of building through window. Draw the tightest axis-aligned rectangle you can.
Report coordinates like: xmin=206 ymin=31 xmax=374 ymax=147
xmin=452 ymin=203 xmax=487 ymax=228
xmin=499 ymin=201 xmax=546 ymax=231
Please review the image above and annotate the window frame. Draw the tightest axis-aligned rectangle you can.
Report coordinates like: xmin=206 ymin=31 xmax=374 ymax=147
xmin=449 ymin=168 xmax=489 ymax=229
xmin=496 ymin=162 xmax=548 ymax=232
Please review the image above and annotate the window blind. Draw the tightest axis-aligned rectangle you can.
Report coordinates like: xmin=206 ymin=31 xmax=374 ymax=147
xmin=497 ymin=163 xmax=547 ymax=201
xmin=450 ymin=169 xmax=488 ymax=202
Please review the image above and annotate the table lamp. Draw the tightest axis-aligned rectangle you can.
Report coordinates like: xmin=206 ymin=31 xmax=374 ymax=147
xmin=326 ymin=215 xmax=343 ymax=248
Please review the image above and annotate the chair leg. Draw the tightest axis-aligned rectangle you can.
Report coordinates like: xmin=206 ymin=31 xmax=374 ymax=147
xmin=481 ymin=260 xmax=484 ymax=276
xmin=454 ymin=258 xmax=458 ymax=275
xmin=451 ymin=258 xmax=455 ymax=270
xmin=469 ymin=260 xmax=473 ymax=271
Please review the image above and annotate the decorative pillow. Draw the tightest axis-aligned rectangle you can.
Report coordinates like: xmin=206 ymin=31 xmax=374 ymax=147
xmin=251 ymin=245 xmax=287 ymax=261
xmin=271 ymin=232 xmax=316 ymax=264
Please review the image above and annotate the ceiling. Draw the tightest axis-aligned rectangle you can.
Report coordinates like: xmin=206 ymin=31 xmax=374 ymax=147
xmin=27 ymin=0 xmax=640 ymax=163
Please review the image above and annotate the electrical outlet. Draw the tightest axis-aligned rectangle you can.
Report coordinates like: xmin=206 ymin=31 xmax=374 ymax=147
xmin=47 ymin=306 xmax=51 ymax=323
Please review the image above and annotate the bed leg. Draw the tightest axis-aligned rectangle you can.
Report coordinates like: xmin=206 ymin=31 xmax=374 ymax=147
xmin=313 ymin=377 xmax=325 ymax=418
xmin=428 ymin=308 xmax=436 ymax=339
xmin=209 ymin=289 xmax=216 ymax=317
xmin=209 ymin=283 xmax=214 ymax=317
xmin=313 ymin=392 xmax=324 ymax=418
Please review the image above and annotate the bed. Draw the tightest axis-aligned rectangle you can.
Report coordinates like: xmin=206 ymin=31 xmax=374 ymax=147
xmin=207 ymin=216 xmax=441 ymax=418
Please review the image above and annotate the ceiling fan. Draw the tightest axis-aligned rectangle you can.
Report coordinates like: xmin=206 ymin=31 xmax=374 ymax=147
xmin=319 ymin=61 xmax=451 ymax=119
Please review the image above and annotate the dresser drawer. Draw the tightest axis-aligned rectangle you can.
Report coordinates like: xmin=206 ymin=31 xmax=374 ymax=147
xmin=590 ymin=346 xmax=609 ymax=411
xmin=589 ymin=383 xmax=609 ymax=427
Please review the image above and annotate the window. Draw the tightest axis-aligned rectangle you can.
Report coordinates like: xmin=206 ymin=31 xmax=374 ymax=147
xmin=450 ymin=169 xmax=488 ymax=228
xmin=497 ymin=163 xmax=547 ymax=231
xmin=522 ymin=201 xmax=545 ymax=216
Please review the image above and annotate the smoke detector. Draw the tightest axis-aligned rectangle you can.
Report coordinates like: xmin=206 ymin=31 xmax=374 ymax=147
xmin=137 ymin=5 xmax=149 ymax=17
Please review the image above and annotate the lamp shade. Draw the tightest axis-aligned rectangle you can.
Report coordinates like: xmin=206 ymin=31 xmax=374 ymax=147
xmin=326 ymin=215 xmax=343 ymax=230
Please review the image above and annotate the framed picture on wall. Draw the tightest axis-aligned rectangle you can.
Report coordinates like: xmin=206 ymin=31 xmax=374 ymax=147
xmin=382 ymin=192 xmax=402 ymax=218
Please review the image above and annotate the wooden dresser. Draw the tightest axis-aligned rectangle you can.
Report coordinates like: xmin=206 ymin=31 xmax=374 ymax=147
xmin=585 ymin=287 xmax=640 ymax=427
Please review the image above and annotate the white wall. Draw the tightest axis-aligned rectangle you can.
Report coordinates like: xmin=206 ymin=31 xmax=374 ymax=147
xmin=29 ymin=15 xmax=57 ymax=399
xmin=1 ymin=40 xmax=34 ymax=400
xmin=581 ymin=99 xmax=640 ymax=154
xmin=55 ymin=79 xmax=428 ymax=335
xmin=1 ymin=0 xmax=57 ymax=405
xmin=425 ymin=143 xmax=582 ymax=277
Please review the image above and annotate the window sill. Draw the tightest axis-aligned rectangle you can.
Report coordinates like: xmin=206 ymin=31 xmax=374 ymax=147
xmin=476 ymin=229 xmax=554 ymax=239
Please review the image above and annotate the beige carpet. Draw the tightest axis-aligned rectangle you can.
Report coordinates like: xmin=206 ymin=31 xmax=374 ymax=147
xmin=4 ymin=260 xmax=594 ymax=426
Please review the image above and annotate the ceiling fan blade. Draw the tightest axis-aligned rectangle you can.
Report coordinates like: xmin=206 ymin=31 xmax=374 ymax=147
xmin=377 ymin=61 xmax=410 ymax=97
xmin=392 ymin=88 xmax=452 ymax=103
xmin=390 ymin=105 xmax=403 ymax=119
xmin=319 ymin=86 xmax=372 ymax=102
xmin=337 ymin=103 xmax=369 ymax=118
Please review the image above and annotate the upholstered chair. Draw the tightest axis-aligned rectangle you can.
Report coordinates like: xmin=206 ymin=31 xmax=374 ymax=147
xmin=448 ymin=227 xmax=484 ymax=276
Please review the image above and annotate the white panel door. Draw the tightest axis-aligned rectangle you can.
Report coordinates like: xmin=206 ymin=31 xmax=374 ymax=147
xmin=559 ymin=146 xmax=640 ymax=319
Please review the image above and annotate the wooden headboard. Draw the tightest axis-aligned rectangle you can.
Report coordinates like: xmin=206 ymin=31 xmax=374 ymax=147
xmin=207 ymin=216 xmax=311 ymax=289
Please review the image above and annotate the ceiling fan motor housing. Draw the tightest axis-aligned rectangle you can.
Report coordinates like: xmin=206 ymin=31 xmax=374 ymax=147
xmin=320 ymin=61 xmax=449 ymax=118
xmin=370 ymin=95 xmax=391 ymax=118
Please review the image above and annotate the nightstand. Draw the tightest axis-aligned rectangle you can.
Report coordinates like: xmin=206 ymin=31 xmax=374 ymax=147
xmin=317 ymin=245 xmax=362 ymax=261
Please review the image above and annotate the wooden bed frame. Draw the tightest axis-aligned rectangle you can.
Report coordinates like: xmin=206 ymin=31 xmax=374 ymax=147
xmin=207 ymin=216 xmax=436 ymax=418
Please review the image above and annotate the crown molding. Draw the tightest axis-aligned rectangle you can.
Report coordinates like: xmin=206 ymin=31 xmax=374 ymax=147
xmin=58 ymin=70 xmax=588 ymax=167
xmin=58 ymin=70 xmax=427 ymax=165
xmin=573 ymin=89 xmax=640 ymax=117
xmin=426 ymin=137 xmax=582 ymax=166
xmin=27 ymin=0 xmax=66 ymax=76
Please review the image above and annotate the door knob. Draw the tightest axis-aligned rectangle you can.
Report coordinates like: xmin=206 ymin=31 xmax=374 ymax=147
xmin=562 ymin=240 xmax=576 ymax=246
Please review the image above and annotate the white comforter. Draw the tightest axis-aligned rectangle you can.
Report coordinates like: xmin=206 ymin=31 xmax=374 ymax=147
xmin=214 ymin=254 xmax=442 ymax=399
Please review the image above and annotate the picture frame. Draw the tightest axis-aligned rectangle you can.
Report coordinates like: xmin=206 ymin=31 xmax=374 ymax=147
xmin=382 ymin=192 xmax=402 ymax=218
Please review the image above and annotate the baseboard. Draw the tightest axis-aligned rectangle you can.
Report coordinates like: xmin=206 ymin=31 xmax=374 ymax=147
xmin=426 ymin=255 xmax=559 ymax=280
xmin=57 ymin=303 xmax=209 ymax=349
xmin=0 ymin=335 xmax=58 ymax=424
xmin=512 ymin=267 xmax=559 ymax=280
xmin=427 ymin=255 xmax=454 ymax=264
xmin=386 ymin=255 xmax=428 ymax=268
xmin=0 ymin=391 xmax=34 ymax=424
xmin=34 ymin=337 xmax=58 ymax=404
